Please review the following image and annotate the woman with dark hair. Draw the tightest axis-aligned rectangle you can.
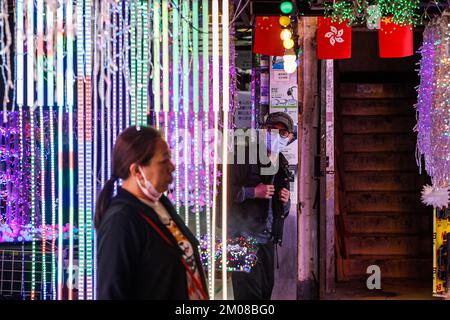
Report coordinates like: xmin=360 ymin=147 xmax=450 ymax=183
xmin=95 ymin=126 xmax=208 ymax=300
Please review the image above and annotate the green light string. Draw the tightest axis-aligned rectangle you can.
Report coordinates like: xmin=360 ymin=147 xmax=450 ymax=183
xmin=324 ymin=0 xmax=420 ymax=26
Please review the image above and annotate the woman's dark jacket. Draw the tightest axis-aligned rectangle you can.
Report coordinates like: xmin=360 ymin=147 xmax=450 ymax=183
xmin=96 ymin=188 xmax=208 ymax=300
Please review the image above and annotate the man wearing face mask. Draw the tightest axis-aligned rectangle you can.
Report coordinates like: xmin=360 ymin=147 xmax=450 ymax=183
xmin=227 ymin=112 xmax=294 ymax=300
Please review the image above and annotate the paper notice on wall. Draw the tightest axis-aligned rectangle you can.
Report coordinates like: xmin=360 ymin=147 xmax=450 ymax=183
xmin=270 ymin=56 xmax=299 ymax=164
xmin=269 ymin=56 xmax=298 ymax=124
xmin=234 ymin=91 xmax=252 ymax=129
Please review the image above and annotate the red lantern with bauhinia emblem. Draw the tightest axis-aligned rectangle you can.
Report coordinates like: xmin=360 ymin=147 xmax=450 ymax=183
xmin=379 ymin=17 xmax=413 ymax=58
xmin=317 ymin=17 xmax=352 ymax=60
xmin=253 ymin=16 xmax=285 ymax=57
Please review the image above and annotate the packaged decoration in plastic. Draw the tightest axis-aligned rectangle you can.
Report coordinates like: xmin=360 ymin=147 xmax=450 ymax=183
xmin=199 ymin=235 xmax=258 ymax=273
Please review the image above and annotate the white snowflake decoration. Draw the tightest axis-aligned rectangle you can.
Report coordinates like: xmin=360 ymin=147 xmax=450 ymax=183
xmin=421 ymin=184 xmax=450 ymax=209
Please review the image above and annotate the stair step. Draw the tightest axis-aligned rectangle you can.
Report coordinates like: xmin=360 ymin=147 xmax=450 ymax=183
xmin=347 ymin=234 xmax=431 ymax=256
xmin=343 ymin=256 xmax=431 ymax=280
xmin=342 ymin=115 xmax=415 ymax=134
xmin=340 ymin=99 xmax=416 ymax=116
xmin=347 ymin=211 xmax=431 ymax=217
xmin=340 ymin=83 xmax=417 ymax=99
xmin=343 ymin=134 xmax=416 ymax=152
xmin=346 ymin=215 xmax=431 ymax=234
xmin=343 ymin=152 xmax=418 ymax=172
xmin=344 ymin=172 xmax=425 ymax=192
xmin=345 ymin=191 xmax=427 ymax=213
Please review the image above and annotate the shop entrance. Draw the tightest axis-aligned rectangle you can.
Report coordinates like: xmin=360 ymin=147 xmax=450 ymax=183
xmin=328 ymin=29 xmax=434 ymax=299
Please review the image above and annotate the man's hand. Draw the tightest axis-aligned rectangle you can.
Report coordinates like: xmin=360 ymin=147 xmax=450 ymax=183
xmin=254 ymin=183 xmax=275 ymax=199
xmin=279 ymin=188 xmax=290 ymax=205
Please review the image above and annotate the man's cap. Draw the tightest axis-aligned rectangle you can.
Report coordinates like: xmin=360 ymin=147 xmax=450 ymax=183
xmin=265 ymin=112 xmax=294 ymax=132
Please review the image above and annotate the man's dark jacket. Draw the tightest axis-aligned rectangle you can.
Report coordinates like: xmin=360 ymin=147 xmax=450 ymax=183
xmin=224 ymin=142 xmax=291 ymax=244
xmin=96 ymin=188 xmax=208 ymax=299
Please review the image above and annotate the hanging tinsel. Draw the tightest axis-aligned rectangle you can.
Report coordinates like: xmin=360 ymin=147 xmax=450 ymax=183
xmin=416 ymin=13 xmax=450 ymax=194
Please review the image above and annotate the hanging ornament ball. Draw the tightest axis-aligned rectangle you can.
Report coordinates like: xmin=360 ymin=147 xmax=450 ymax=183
xmin=279 ymin=16 xmax=291 ymax=27
xmin=283 ymin=38 xmax=295 ymax=50
xmin=280 ymin=1 xmax=294 ymax=15
xmin=284 ymin=60 xmax=297 ymax=74
xmin=280 ymin=28 xmax=293 ymax=41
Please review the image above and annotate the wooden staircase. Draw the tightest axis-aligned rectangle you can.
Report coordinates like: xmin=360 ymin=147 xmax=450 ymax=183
xmin=336 ymin=77 xmax=432 ymax=281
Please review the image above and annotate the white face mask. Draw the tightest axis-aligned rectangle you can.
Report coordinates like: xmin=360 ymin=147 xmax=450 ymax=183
xmin=136 ymin=167 xmax=162 ymax=202
xmin=266 ymin=131 xmax=289 ymax=154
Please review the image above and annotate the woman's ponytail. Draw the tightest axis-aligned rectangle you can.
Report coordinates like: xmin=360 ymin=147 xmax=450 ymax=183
xmin=94 ymin=176 xmax=118 ymax=229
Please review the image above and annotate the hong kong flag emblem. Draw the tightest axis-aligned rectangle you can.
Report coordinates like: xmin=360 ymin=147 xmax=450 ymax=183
xmin=379 ymin=17 xmax=413 ymax=58
xmin=317 ymin=17 xmax=352 ymax=60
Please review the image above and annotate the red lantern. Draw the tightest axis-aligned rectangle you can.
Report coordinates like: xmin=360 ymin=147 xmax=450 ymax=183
xmin=317 ymin=17 xmax=352 ymax=60
xmin=253 ymin=16 xmax=285 ymax=57
xmin=379 ymin=17 xmax=413 ymax=58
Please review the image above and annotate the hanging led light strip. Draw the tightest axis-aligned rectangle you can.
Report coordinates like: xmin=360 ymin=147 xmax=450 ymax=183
xmin=37 ymin=0 xmax=46 ymax=300
xmin=172 ymin=0 xmax=180 ymax=214
xmin=56 ymin=0 xmax=65 ymax=300
xmin=76 ymin=0 xmax=86 ymax=300
xmin=153 ymin=0 xmax=161 ymax=129
xmin=85 ymin=1 xmax=94 ymax=294
xmin=130 ymin=0 xmax=137 ymax=125
xmin=182 ymin=0 xmax=189 ymax=225
xmin=37 ymin=0 xmax=44 ymax=107
xmin=26 ymin=0 xmax=36 ymax=301
xmin=118 ymin=2 xmax=123 ymax=134
xmin=124 ymin=0 xmax=130 ymax=128
xmin=162 ymin=0 xmax=169 ymax=138
xmin=211 ymin=0 xmax=220 ymax=300
xmin=16 ymin=0 xmax=23 ymax=106
xmin=202 ymin=0 xmax=212 ymax=297
xmin=100 ymin=1 xmax=106 ymax=187
xmin=136 ymin=3 xmax=143 ymax=126
xmin=194 ymin=113 xmax=200 ymax=236
xmin=91 ymin=0 xmax=99 ymax=299
xmin=66 ymin=0 xmax=75 ymax=301
xmin=83 ymin=0 xmax=94 ymax=299
xmin=221 ymin=0 xmax=230 ymax=300
xmin=192 ymin=0 xmax=200 ymax=237
xmin=141 ymin=0 xmax=149 ymax=126
xmin=27 ymin=0 xmax=34 ymax=108
xmin=112 ymin=5 xmax=117 ymax=147
xmin=183 ymin=114 xmax=189 ymax=225
xmin=45 ymin=0 xmax=56 ymax=300
xmin=106 ymin=2 xmax=112 ymax=181
xmin=16 ymin=1 xmax=24 ymax=252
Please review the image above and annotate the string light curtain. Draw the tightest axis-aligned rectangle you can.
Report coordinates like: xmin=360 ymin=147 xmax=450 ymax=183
xmin=0 ymin=0 xmax=234 ymax=300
